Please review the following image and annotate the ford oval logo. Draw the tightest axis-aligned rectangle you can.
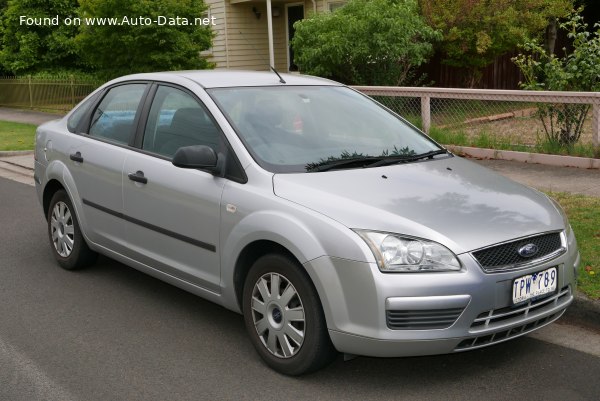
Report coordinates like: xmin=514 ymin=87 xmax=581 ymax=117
xmin=518 ymin=243 xmax=539 ymax=258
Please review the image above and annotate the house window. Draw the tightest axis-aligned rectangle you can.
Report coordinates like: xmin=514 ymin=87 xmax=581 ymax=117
xmin=328 ymin=1 xmax=346 ymax=12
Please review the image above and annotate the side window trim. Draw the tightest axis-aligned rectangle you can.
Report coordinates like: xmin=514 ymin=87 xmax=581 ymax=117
xmin=84 ymin=81 xmax=151 ymax=146
xmin=133 ymin=83 xmax=158 ymax=148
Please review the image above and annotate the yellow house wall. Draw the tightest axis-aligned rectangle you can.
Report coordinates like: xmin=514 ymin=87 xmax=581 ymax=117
xmin=204 ymin=0 xmax=332 ymax=71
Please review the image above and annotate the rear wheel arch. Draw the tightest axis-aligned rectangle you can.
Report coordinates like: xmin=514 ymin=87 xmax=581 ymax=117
xmin=43 ymin=179 xmax=66 ymax=220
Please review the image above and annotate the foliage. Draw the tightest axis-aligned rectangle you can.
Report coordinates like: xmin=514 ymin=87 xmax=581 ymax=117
xmin=0 ymin=0 xmax=81 ymax=74
xmin=513 ymin=11 xmax=600 ymax=147
xmin=419 ymin=0 xmax=573 ymax=87
xmin=76 ymin=0 xmax=213 ymax=79
xmin=291 ymin=0 xmax=441 ymax=86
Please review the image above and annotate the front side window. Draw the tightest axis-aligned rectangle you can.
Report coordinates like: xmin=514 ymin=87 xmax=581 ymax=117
xmin=208 ymin=86 xmax=442 ymax=173
xmin=88 ymin=84 xmax=147 ymax=145
xmin=142 ymin=85 xmax=222 ymax=159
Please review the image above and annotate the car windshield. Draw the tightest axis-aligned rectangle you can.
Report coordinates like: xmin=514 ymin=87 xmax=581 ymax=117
xmin=208 ymin=86 xmax=442 ymax=173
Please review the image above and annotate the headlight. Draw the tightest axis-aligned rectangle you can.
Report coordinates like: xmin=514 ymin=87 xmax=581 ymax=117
xmin=355 ymin=230 xmax=461 ymax=272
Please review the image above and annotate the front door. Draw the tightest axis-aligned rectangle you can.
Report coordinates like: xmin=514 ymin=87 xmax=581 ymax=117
xmin=121 ymin=84 xmax=225 ymax=292
xmin=286 ymin=4 xmax=304 ymax=72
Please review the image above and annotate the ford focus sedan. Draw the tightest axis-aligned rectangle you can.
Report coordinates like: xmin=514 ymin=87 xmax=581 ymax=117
xmin=34 ymin=71 xmax=579 ymax=375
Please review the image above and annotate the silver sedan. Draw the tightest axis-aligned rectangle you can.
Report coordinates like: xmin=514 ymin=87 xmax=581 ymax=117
xmin=34 ymin=71 xmax=579 ymax=375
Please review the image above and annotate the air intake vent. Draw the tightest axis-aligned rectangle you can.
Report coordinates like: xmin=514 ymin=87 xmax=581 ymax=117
xmin=386 ymin=308 xmax=463 ymax=330
xmin=472 ymin=232 xmax=564 ymax=272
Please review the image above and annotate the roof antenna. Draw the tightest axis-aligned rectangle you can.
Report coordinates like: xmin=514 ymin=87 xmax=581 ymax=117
xmin=239 ymin=30 xmax=286 ymax=84
xmin=270 ymin=66 xmax=286 ymax=84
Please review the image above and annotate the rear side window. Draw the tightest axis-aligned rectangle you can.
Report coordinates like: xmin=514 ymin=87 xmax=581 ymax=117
xmin=89 ymin=84 xmax=146 ymax=145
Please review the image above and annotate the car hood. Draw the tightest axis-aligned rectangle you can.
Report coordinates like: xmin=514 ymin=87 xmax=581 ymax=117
xmin=273 ymin=156 xmax=563 ymax=254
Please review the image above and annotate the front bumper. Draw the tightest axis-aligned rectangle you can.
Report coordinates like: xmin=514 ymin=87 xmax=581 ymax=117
xmin=305 ymin=231 xmax=579 ymax=358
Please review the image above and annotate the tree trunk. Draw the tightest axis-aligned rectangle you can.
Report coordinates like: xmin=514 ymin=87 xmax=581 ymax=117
xmin=545 ymin=17 xmax=558 ymax=55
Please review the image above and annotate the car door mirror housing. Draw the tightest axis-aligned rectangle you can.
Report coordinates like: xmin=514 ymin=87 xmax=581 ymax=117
xmin=172 ymin=145 xmax=219 ymax=172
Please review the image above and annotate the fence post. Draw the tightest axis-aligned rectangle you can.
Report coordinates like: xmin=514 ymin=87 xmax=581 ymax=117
xmin=593 ymin=102 xmax=600 ymax=152
xmin=28 ymin=75 xmax=33 ymax=109
xmin=70 ymin=75 xmax=75 ymax=108
xmin=421 ymin=95 xmax=431 ymax=134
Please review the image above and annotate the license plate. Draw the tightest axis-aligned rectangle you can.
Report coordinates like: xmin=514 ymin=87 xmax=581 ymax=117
xmin=512 ymin=267 xmax=557 ymax=304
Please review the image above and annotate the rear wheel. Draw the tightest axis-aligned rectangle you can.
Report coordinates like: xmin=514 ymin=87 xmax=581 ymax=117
xmin=47 ymin=190 xmax=97 ymax=270
xmin=242 ymin=253 xmax=336 ymax=375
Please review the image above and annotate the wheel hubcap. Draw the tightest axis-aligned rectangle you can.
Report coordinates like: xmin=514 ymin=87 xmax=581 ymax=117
xmin=251 ymin=272 xmax=305 ymax=358
xmin=50 ymin=201 xmax=74 ymax=257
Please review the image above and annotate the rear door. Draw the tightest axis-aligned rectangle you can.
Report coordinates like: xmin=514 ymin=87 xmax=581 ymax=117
xmin=66 ymin=83 xmax=148 ymax=252
xmin=121 ymin=84 xmax=230 ymax=292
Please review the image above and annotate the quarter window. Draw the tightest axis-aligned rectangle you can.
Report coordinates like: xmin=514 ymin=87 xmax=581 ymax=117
xmin=88 ymin=84 xmax=147 ymax=145
xmin=142 ymin=85 xmax=222 ymax=159
xmin=67 ymin=92 xmax=101 ymax=133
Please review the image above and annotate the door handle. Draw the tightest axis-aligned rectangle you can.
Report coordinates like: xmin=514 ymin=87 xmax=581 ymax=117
xmin=128 ymin=170 xmax=148 ymax=184
xmin=69 ymin=152 xmax=84 ymax=163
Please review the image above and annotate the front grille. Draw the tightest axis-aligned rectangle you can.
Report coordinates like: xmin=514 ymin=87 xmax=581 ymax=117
xmin=454 ymin=286 xmax=572 ymax=351
xmin=386 ymin=308 xmax=464 ymax=330
xmin=472 ymin=232 xmax=564 ymax=272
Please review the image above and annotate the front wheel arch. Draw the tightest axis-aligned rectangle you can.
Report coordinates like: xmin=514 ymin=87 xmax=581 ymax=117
xmin=233 ymin=240 xmax=300 ymax=312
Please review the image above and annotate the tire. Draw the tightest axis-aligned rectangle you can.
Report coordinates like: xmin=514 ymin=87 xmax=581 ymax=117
xmin=242 ymin=253 xmax=336 ymax=375
xmin=47 ymin=190 xmax=97 ymax=270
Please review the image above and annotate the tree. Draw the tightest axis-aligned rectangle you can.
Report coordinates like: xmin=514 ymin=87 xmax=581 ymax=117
xmin=77 ymin=0 xmax=213 ymax=79
xmin=0 ymin=0 xmax=81 ymax=75
xmin=513 ymin=11 xmax=600 ymax=147
xmin=419 ymin=0 xmax=573 ymax=87
xmin=291 ymin=0 xmax=441 ymax=86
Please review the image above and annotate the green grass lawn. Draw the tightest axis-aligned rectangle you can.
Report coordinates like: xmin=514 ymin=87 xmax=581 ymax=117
xmin=547 ymin=192 xmax=600 ymax=299
xmin=0 ymin=120 xmax=37 ymax=151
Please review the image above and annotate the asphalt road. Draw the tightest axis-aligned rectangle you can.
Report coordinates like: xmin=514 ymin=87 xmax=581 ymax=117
xmin=1 ymin=176 xmax=599 ymax=401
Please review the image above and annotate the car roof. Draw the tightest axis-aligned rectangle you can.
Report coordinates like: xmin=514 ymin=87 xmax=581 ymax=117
xmin=111 ymin=70 xmax=342 ymax=89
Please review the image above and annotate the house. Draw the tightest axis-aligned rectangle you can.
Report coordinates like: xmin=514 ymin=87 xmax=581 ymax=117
xmin=203 ymin=0 xmax=346 ymax=71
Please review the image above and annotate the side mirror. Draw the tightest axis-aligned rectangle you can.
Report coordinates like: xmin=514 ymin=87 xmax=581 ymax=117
xmin=172 ymin=145 xmax=219 ymax=172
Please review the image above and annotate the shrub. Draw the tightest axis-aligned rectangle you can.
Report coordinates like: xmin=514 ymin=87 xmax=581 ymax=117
xmin=291 ymin=0 xmax=441 ymax=86
xmin=513 ymin=11 xmax=600 ymax=147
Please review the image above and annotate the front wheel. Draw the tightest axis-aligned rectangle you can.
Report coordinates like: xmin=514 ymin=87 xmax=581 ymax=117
xmin=242 ymin=253 xmax=336 ymax=375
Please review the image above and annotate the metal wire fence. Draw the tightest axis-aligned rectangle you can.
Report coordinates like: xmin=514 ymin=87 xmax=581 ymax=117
xmin=355 ymin=86 xmax=600 ymax=157
xmin=0 ymin=77 xmax=598 ymax=156
xmin=0 ymin=76 xmax=102 ymax=111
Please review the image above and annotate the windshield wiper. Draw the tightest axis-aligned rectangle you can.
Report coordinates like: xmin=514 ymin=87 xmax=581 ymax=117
xmin=367 ymin=149 xmax=450 ymax=168
xmin=306 ymin=156 xmax=383 ymax=172
xmin=306 ymin=149 xmax=449 ymax=172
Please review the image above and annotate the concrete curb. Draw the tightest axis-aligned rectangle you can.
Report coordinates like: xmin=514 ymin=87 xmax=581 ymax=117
xmin=447 ymin=145 xmax=600 ymax=170
xmin=564 ymin=292 xmax=600 ymax=331
xmin=0 ymin=150 xmax=34 ymax=157
xmin=0 ymin=159 xmax=34 ymax=171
